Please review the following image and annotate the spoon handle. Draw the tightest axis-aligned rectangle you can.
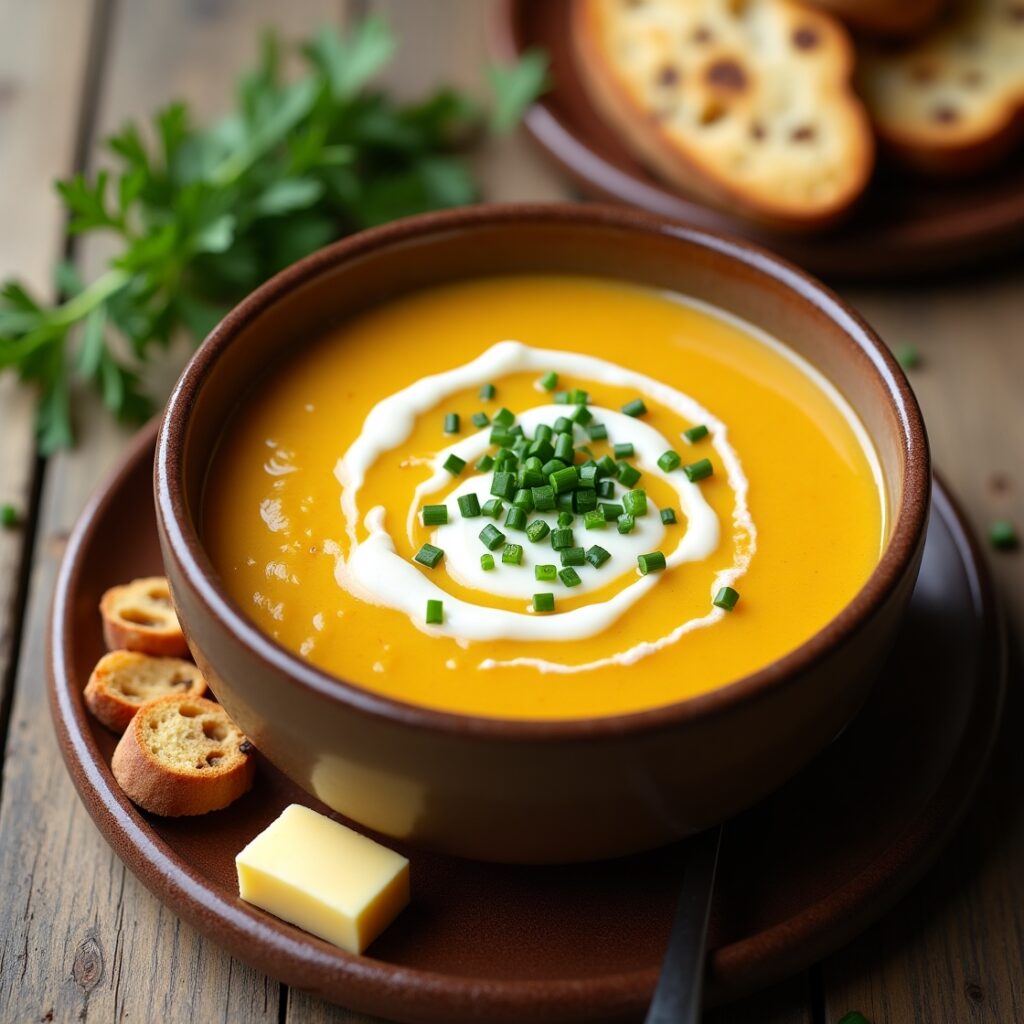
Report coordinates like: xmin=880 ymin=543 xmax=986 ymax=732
xmin=644 ymin=825 xmax=723 ymax=1024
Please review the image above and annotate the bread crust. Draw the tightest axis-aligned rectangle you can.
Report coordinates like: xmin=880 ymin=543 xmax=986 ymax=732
xmin=112 ymin=695 xmax=255 ymax=816
xmin=84 ymin=650 xmax=208 ymax=734
xmin=807 ymin=0 xmax=945 ymax=37
xmin=100 ymin=576 xmax=189 ymax=657
xmin=571 ymin=0 xmax=875 ymax=231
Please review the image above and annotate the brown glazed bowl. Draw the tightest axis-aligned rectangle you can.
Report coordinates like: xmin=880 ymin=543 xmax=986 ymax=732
xmin=155 ymin=203 xmax=929 ymax=864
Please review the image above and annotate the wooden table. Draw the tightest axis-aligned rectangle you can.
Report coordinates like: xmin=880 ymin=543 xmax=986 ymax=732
xmin=0 ymin=2 xmax=1019 ymax=1021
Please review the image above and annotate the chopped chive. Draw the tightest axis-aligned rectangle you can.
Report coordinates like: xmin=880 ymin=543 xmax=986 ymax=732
xmin=480 ymin=553 xmax=495 ymax=571
xmin=505 ymin=506 xmax=528 ymax=531
xmin=491 ymin=472 xmax=516 ymax=500
xmin=573 ymin=488 xmax=598 ymax=514
xmin=557 ymin=510 xmax=575 ymax=528
xmin=569 ymin=388 xmax=589 ymax=405
xmin=492 ymin=407 xmax=515 ymax=427
xmin=524 ymin=454 xmax=544 ymax=472
xmin=683 ymin=458 xmax=713 ymax=482
xmin=597 ymin=454 xmax=618 ymax=477
xmin=490 ymin=427 xmax=514 ymax=447
xmin=558 ymin=567 xmax=581 ymax=588
xmin=553 ymin=416 xmax=574 ymax=436
xmin=513 ymin=488 xmax=534 ymax=512
xmin=414 ymin=543 xmax=444 ymax=569
xmin=541 ymin=458 xmax=566 ymax=476
xmin=425 ymin=599 xmax=443 ymax=625
xmin=532 ymin=484 xmax=556 ymax=510
xmin=0 ymin=504 xmax=17 ymax=529
xmin=617 ymin=513 xmax=635 ymax=534
xmin=583 ymin=509 xmax=605 ymax=530
xmin=539 ymin=371 xmax=558 ymax=391
xmin=444 ymin=413 xmax=460 ymax=434
xmin=509 ymin=424 xmax=525 ymax=438
xmin=551 ymin=528 xmax=574 ymax=550
xmin=536 ymin=563 xmax=557 ymax=582
xmin=601 ymin=502 xmax=624 ymax=521
xmin=613 ymin=442 xmax=634 ymax=459
xmin=683 ymin=424 xmax=708 ymax=444
xmin=713 ymin=586 xmax=740 ymax=611
xmin=587 ymin=422 xmax=608 ymax=441
xmin=579 ymin=464 xmax=599 ymax=487
xmin=443 ymin=454 xmax=466 ymax=476
xmin=617 ymin=462 xmax=642 ymax=488
xmin=597 ymin=479 xmax=615 ymax=499
xmin=570 ymin=404 xmax=593 ymax=426
xmin=494 ymin=448 xmax=518 ymax=471
xmin=550 ymin=466 xmax=579 ymax=493
xmin=554 ymin=391 xmax=569 ymax=405
xmin=479 ymin=383 xmax=496 ymax=400
xmin=422 ymin=504 xmax=448 ymax=526
xmin=658 ymin=450 xmax=681 ymax=472
xmin=623 ymin=489 xmax=647 ymax=516
xmin=554 ymin=433 xmax=575 ymax=463
xmin=990 ymin=520 xmax=1019 ymax=550
xmin=622 ymin=398 xmax=647 ymax=417
xmin=896 ymin=344 xmax=920 ymax=370
xmin=458 ymin=494 xmax=481 ymax=518
xmin=577 ymin=445 xmax=593 ymax=458
xmin=585 ymin=545 xmax=611 ymax=568
xmin=475 ymin=454 xmax=495 ymax=472
xmin=520 ymin=466 xmax=546 ymax=488
xmin=502 ymin=543 xmax=524 ymax=566
xmin=660 ymin=507 xmax=677 ymax=525
xmin=533 ymin=592 xmax=555 ymax=613
xmin=471 ymin=411 xmax=490 ymax=429
xmin=526 ymin=519 xmax=551 ymax=542
xmin=534 ymin=424 xmax=553 ymax=443
xmin=560 ymin=546 xmax=586 ymax=567
xmin=479 ymin=524 xmax=505 ymax=550
xmin=481 ymin=498 xmax=504 ymax=519
xmin=638 ymin=551 xmax=666 ymax=574
xmin=556 ymin=491 xmax=575 ymax=512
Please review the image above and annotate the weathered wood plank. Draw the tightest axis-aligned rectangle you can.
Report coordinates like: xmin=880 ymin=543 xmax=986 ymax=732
xmin=0 ymin=1 xmax=336 ymax=1021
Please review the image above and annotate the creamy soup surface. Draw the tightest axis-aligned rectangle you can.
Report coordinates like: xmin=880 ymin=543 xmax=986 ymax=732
xmin=204 ymin=275 xmax=886 ymax=719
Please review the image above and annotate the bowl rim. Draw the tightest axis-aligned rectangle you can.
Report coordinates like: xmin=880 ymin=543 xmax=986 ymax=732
xmin=155 ymin=201 xmax=930 ymax=741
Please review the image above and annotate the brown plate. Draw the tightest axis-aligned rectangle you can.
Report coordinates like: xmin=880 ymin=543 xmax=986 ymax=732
xmin=49 ymin=421 xmax=1005 ymax=1024
xmin=491 ymin=0 xmax=1024 ymax=282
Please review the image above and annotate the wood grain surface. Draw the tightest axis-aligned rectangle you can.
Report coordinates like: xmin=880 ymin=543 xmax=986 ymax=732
xmin=0 ymin=1 xmax=1019 ymax=1023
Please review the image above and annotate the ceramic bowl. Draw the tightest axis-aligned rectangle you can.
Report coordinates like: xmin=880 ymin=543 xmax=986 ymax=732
xmin=155 ymin=203 xmax=929 ymax=863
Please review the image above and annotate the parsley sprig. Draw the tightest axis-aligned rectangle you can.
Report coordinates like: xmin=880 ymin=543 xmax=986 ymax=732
xmin=0 ymin=19 xmax=548 ymax=453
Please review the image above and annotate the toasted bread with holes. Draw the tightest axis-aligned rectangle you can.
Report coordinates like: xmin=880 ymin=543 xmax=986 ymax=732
xmin=84 ymin=650 xmax=208 ymax=734
xmin=806 ymin=0 xmax=945 ymax=36
xmin=857 ymin=0 xmax=1024 ymax=175
xmin=100 ymin=576 xmax=189 ymax=657
xmin=571 ymin=0 xmax=874 ymax=231
xmin=111 ymin=695 xmax=255 ymax=816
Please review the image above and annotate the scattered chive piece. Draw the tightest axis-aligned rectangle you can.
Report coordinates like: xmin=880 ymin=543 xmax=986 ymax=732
xmin=554 ymin=390 xmax=569 ymax=405
xmin=479 ymin=383 xmax=496 ymax=400
xmin=505 ymin=506 xmax=527 ymax=531
xmin=569 ymin=388 xmax=589 ymax=405
xmin=895 ymin=344 xmax=920 ymax=370
xmin=577 ymin=444 xmax=593 ymax=458
xmin=414 ymin=543 xmax=444 ymax=569
xmin=443 ymin=454 xmax=466 ymax=475
xmin=425 ymin=599 xmax=443 ymax=625
xmin=571 ymin=404 xmax=593 ymax=426
xmin=541 ymin=458 xmax=566 ymax=476
xmin=597 ymin=454 xmax=618 ymax=478
xmin=475 ymin=453 xmax=495 ymax=472
xmin=579 ymin=464 xmax=599 ymax=487
xmin=683 ymin=458 xmax=713 ymax=482
xmin=597 ymin=479 xmax=615 ymax=499
xmin=490 ymin=427 xmax=514 ymax=447
xmin=989 ymin=520 xmax=1019 ymax=550
xmin=550 ymin=466 xmax=579 ymax=494
xmin=0 ymin=504 xmax=17 ymax=529
xmin=583 ymin=509 xmax=605 ymax=530
xmin=471 ymin=411 xmax=490 ymax=429
xmin=556 ymin=491 xmax=575 ymax=512
xmin=551 ymin=528 xmax=574 ymax=550
xmin=660 ymin=507 xmax=677 ymax=525
xmin=491 ymin=472 xmax=516 ymax=500
xmin=683 ymin=424 xmax=708 ymax=444
xmin=531 ymin=484 xmax=555 ymax=511
xmin=658 ymin=450 xmax=681 ymax=472
xmin=559 ymin=567 xmax=581 ymax=588
xmin=617 ymin=513 xmax=635 ymax=534
xmin=587 ymin=422 xmax=608 ymax=441
xmin=613 ymin=442 xmax=634 ymax=459
xmin=561 ymin=546 xmax=586 ymax=567
xmin=534 ymin=424 xmax=553 ymax=443
xmin=479 ymin=524 xmax=505 ymax=550
xmin=585 ymin=545 xmax=611 ymax=568
xmin=623 ymin=489 xmax=647 ymax=516
xmin=573 ymin=488 xmax=598 ymax=513
xmin=422 ymin=504 xmax=448 ymax=526
xmin=617 ymin=462 xmax=642 ymax=488
xmin=520 ymin=466 xmax=545 ymax=488
xmin=481 ymin=498 xmax=504 ymax=519
xmin=513 ymin=488 xmax=534 ymax=512
xmin=557 ymin=510 xmax=575 ymax=528
xmin=480 ymin=553 xmax=495 ymax=571
xmin=533 ymin=592 xmax=555 ymax=613
xmin=527 ymin=520 xmax=551 ymax=542
xmin=492 ymin=406 xmax=515 ymax=427
xmin=714 ymin=586 xmax=740 ymax=611
xmin=553 ymin=415 xmax=573 ymax=434
xmin=638 ymin=551 xmax=666 ymax=574
xmin=601 ymin=502 xmax=624 ymax=521
xmin=554 ymin=433 xmax=575 ymax=463
xmin=539 ymin=371 xmax=558 ymax=391
xmin=444 ymin=412 xmax=460 ymax=434
xmin=458 ymin=494 xmax=481 ymax=518
xmin=536 ymin=563 xmax=557 ymax=582
xmin=502 ymin=543 xmax=524 ymax=566
xmin=622 ymin=398 xmax=647 ymax=417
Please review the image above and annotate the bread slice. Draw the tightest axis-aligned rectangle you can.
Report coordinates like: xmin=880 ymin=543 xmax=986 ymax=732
xmin=571 ymin=0 xmax=875 ymax=230
xmin=100 ymin=576 xmax=189 ymax=657
xmin=805 ymin=0 xmax=945 ymax=37
xmin=111 ymin=695 xmax=255 ymax=816
xmin=857 ymin=0 xmax=1024 ymax=175
xmin=84 ymin=650 xmax=208 ymax=734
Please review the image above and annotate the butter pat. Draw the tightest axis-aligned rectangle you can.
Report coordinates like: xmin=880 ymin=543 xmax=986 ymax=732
xmin=236 ymin=803 xmax=409 ymax=953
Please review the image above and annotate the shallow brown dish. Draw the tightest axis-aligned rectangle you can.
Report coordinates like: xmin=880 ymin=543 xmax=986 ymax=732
xmin=49 ymin=425 xmax=1004 ymax=1022
xmin=156 ymin=202 xmax=930 ymax=864
xmin=491 ymin=0 xmax=1024 ymax=281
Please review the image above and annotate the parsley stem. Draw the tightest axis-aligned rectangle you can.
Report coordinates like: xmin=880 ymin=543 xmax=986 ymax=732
xmin=49 ymin=269 xmax=131 ymax=329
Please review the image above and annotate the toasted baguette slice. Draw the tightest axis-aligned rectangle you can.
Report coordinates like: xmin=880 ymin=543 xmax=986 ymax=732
xmin=858 ymin=0 xmax=1024 ymax=175
xmin=806 ymin=0 xmax=945 ymax=37
xmin=572 ymin=0 xmax=874 ymax=230
xmin=84 ymin=650 xmax=207 ymax=734
xmin=112 ymin=695 xmax=255 ymax=816
xmin=100 ymin=576 xmax=189 ymax=657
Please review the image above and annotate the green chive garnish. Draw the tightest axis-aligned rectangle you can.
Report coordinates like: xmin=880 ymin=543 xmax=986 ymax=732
xmin=556 ymin=493 xmax=574 ymax=513
xmin=502 ymin=543 xmax=524 ymax=565
xmin=550 ymin=466 xmax=578 ymax=494
xmin=569 ymin=388 xmax=589 ymax=405
xmin=458 ymin=494 xmax=481 ymax=518
xmin=571 ymin=404 xmax=593 ymax=426
xmin=476 ymin=454 xmax=495 ymax=472
xmin=583 ymin=509 xmax=605 ymax=530
xmin=471 ymin=411 xmax=490 ymax=429
xmin=617 ymin=513 xmax=635 ymax=534
xmin=527 ymin=520 xmax=551 ymax=542
xmin=586 ymin=545 xmax=611 ymax=568
xmin=561 ymin=546 xmax=585 ymax=567
xmin=491 ymin=472 xmax=515 ymax=500
xmin=683 ymin=458 xmax=713 ymax=482
xmin=623 ymin=490 xmax=647 ymax=516
xmin=539 ymin=371 xmax=558 ymax=391
xmin=482 ymin=498 xmax=504 ymax=519
xmin=658 ymin=450 xmax=681 ymax=472
xmin=601 ymin=502 xmax=624 ymax=521
xmin=492 ymin=407 xmax=515 ymax=427
xmin=443 ymin=454 xmax=466 ymax=475
xmin=422 ymin=504 xmax=448 ymax=526
xmin=532 ymin=484 xmax=556 ymax=510
xmin=990 ymin=520 xmax=1019 ymax=550
xmin=587 ymin=423 xmax=608 ymax=441
xmin=597 ymin=454 xmax=618 ymax=477
xmin=480 ymin=524 xmax=505 ymax=550
xmin=426 ymin=599 xmax=443 ymax=625
xmin=638 ymin=551 xmax=666 ymax=574
xmin=479 ymin=383 xmax=496 ymax=400
xmin=551 ymin=528 xmax=574 ymax=550
xmin=597 ymin=479 xmax=615 ymax=499
xmin=444 ymin=413 xmax=460 ymax=434
xmin=683 ymin=424 xmax=708 ymax=444
xmin=579 ymin=464 xmax=599 ymax=487
xmin=714 ymin=586 xmax=740 ymax=611
xmin=617 ymin=463 xmax=641 ymax=488
xmin=613 ymin=442 xmax=634 ymax=459
xmin=554 ymin=433 xmax=575 ymax=463
xmin=490 ymin=427 xmax=514 ymax=447
xmin=414 ymin=544 xmax=444 ymax=569
xmin=557 ymin=510 xmax=574 ymax=528
xmin=622 ymin=398 xmax=647 ymax=417
xmin=480 ymin=553 xmax=495 ymax=571
xmin=541 ymin=458 xmax=566 ymax=476
xmin=558 ymin=567 xmax=581 ymax=588
xmin=552 ymin=416 xmax=572 ymax=434
xmin=533 ymin=592 xmax=555 ymax=613
xmin=896 ymin=344 xmax=920 ymax=370
xmin=573 ymin=488 xmax=597 ymax=513
xmin=535 ymin=424 xmax=554 ymax=443
xmin=536 ymin=563 xmax=557 ymax=582
xmin=661 ymin=507 xmax=677 ymax=524
xmin=513 ymin=488 xmax=534 ymax=512
xmin=505 ymin=506 xmax=527 ymax=531
xmin=0 ymin=504 xmax=18 ymax=529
